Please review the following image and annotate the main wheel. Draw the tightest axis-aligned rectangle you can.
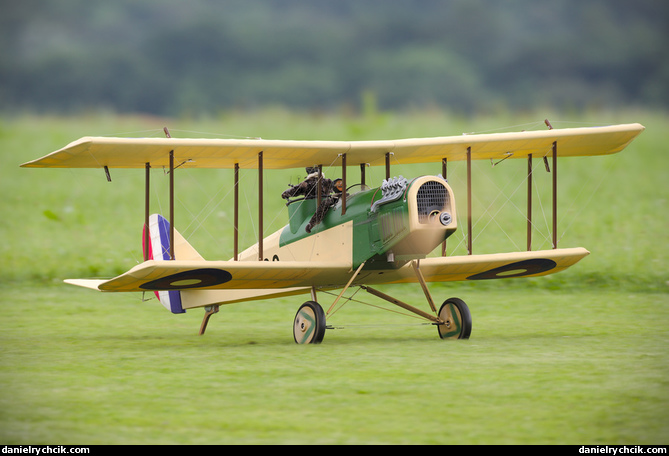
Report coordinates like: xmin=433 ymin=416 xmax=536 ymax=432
xmin=437 ymin=297 xmax=472 ymax=340
xmin=293 ymin=301 xmax=326 ymax=344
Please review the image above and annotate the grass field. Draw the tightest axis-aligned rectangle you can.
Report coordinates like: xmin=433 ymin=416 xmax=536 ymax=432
xmin=1 ymin=109 xmax=667 ymax=444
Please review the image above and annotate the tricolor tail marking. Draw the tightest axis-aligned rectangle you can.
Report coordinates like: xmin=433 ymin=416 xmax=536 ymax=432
xmin=142 ymin=214 xmax=185 ymax=314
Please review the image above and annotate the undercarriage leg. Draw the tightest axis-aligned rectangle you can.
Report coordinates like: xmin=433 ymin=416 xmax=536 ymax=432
xmin=362 ymin=286 xmax=442 ymax=323
xmin=412 ymin=260 xmax=437 ymax=314
xmin=326 ymin=262 xmax=366 ymax=316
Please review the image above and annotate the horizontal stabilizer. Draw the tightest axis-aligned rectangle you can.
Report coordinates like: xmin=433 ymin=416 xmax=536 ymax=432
xmin=64 ymin=279 xmax=108 ymax=290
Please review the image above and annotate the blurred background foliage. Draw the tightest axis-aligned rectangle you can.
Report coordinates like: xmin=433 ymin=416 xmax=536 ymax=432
xmin=1 ymin=0 xmax=667 ymax=117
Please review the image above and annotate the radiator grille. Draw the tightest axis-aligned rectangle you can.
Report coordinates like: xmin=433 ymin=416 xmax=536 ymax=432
xmin=416 ymin=181 xmax=449 ymax=223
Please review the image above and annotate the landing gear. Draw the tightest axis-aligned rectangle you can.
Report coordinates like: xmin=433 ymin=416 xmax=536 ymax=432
xmin=437 ymin=298 xmax=472 ymax=340
xmin=288 ymin=260 xmax=473 ymax=343
xmin=199 ymin=287 xmax=470 ymax=343
xmin=293 ymin=301 xmax=326 ymax=344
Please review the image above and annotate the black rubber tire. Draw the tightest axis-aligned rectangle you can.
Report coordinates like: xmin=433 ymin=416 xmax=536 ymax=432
xmin=437 ymin=297 xmax=472 ymax=340
xmin=293 ymin=301 xmax=326 ymax=344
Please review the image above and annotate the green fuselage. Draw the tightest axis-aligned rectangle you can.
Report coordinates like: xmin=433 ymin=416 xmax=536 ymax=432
xmin=279 ymin=176 xmax=457 ymax=270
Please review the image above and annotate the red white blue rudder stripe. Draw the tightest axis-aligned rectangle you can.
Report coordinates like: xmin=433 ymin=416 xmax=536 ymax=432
xmin=142 ymin=214 xmax=185 ymax=314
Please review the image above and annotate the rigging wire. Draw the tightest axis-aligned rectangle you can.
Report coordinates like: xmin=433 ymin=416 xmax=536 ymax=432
xmin=531 ymin=161 xmax=554 ymax=249
xmin=462 ymin=120 xmax=547 ymax=135
xmin=469 ymin=160 xmax=527 ymax=250
xmin=557 ymin=152 xmax=621 ymax=244
xmin=163 ymin=128 xmax=261 ymax=140
xmin=143 ymin=119 xmax=617 ymax=261
xmin=100 ymin=128 xmax=165 ymax=138
xmin=319 ymin=288 xmax=429 ymax=322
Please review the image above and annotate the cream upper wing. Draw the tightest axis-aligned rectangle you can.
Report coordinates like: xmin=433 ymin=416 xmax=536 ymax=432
xmin=21 ymin=124 xmax=644 ymax=170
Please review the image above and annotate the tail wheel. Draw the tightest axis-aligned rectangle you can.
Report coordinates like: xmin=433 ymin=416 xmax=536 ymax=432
xmin=437 ymin=298 xmax=472 ymax=340
xmin=293 ymin=301 xmax=326 ymax=344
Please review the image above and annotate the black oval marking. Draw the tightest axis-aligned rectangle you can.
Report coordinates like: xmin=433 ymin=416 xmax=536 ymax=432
xmin=467 ymin=258 xmax=557 ymax=280
xmin=140 ymin=268 xmax=232 ymax=290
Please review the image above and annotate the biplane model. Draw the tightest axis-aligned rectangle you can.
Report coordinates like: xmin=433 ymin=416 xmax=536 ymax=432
xmin=21 ymin=121 xmax=644 ymax=343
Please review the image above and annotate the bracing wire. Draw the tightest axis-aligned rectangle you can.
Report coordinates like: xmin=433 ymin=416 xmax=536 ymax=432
xmin=557 ymin=152 xmax=621 ymax=244
xmin=144 ymin=119 xmax=617 ymax=260
xmin=319 ymin=287 xmax=429 ymax=322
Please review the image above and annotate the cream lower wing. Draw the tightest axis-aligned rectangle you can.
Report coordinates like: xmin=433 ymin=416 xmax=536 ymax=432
xmin=373 ymin=247 xmax=590 ymax=285
xmin=90 ymin=259 xmax=353 ymax=292
xmin=66 ymin=248 xmax=588 ymax=309
xmin=77 ymin=246 xmax=588 ymax=291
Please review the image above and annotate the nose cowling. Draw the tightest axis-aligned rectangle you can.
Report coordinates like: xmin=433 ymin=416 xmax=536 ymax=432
xmin=379 ymin=175 xmax=457 ymax=263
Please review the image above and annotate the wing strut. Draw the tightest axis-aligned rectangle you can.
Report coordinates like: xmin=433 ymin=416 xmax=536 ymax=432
xmin=527 ymin=154 xmax=532 ymax=251
xmin=234 ymin=163 xmax=239 ymax=260
xmin=169 ymin=149 xmax=175 ymax=260
xmin=467 ymin=147 xmax=472 ymax=255
xmin=144 ymin=162 xmax=150 ymax=260
xmin=441 ymin=157 xmax=448 ymax=256
xmin=341 ymin=153 xmax=347 ymax=215
xmin=258 ymin=151 xmax=264 ymax=261
xmin=552 ymin=141 xmax=558 ymax=249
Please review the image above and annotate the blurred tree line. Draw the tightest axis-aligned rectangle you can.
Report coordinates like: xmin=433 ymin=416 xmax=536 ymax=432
xmin=1 ymin=0 xmax=667 ymax=116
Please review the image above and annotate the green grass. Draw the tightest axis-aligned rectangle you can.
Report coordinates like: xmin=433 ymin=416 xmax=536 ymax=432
xmin=1 ymin=109 xmax=668 ymax=444
xmin=1 ymin=284 xmax=667 ymax=444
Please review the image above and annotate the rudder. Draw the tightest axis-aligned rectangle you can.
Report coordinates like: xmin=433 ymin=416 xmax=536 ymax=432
xmin=142 ymin=213 xmax=203 ymax=314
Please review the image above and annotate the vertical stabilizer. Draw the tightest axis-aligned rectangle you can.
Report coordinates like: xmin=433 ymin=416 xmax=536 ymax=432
xmin=142 ymin=214 xmax=194 ymax=314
